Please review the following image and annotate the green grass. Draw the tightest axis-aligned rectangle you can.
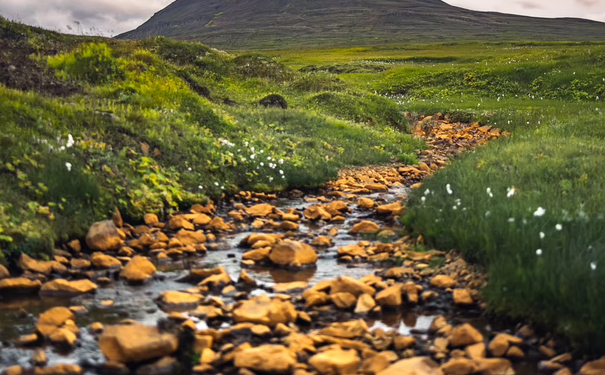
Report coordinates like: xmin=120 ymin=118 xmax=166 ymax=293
xmin=266 ymin=39 xmax=605 ymax=351
xmin=0 ymin=17 xmax=421 ymax=262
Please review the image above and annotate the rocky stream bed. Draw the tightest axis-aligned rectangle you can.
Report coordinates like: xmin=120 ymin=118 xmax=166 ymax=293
xmin=0 ymin=119 xmax=603 ymax=375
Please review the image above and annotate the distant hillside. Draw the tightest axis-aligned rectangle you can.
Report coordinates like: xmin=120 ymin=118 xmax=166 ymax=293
xmin=117 ymin=0 xmax=605 ymax=49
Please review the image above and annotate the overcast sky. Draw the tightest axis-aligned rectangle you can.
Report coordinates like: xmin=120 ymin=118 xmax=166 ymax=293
xmin=0 ymin=0 xmax=604 ymax=36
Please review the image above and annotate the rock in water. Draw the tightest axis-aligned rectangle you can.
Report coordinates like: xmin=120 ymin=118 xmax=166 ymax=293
xmin=36 ymin=307 xmax=75 ymax=337
xmin=120 ymin=256 xmax=156 ymax=284
xmin=0 ymin=277 xmax=41 ymax=295
xmin=233 ymin=295 xmax=297 ymax=326
xmin=99 ymin=324 xmax=178 ymax=363
xmin=40 ymin=279 xmax=97 ymax=297
xmin=268 ymin=240 xmax=317 ymax=268
xmin=86 ymin=220 xmax=122 ymax=251
xmin=377 ymin=357 xmax=443 ymax=375
xmin=234 ymin=345 xmax=296 ymax=373
xmin=309 ymin=346 xmax=361 ymax=374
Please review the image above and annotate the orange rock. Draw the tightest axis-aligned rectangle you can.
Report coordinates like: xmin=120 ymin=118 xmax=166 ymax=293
xmin=349 ymin=221 xmax=380 ymax=234
xmin=99 ymin=324 xmax=178 ymax=363
xmin=234 ymin=344 xmax=296 ymax=373
xmin=269 ymin=240 xmax=317 ymax=268
xmin=449 ymin=324 xmax=484 ymax=347
xmin=309 ymin=346 xmax=360 ymax=375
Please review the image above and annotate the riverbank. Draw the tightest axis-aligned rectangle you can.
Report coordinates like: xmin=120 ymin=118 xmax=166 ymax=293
xmin=5 ymin=120 xmax=600 ymax=375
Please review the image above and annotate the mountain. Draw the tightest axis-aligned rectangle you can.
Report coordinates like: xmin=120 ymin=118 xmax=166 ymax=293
xmin=117 ymin=0 xmax=605 ymax=49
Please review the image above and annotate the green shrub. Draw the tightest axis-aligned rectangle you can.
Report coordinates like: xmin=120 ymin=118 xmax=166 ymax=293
xmin=308 ymin=92 xmax=409 ymax=131
xmin=47 ymin=42 xmax=125 ymax=84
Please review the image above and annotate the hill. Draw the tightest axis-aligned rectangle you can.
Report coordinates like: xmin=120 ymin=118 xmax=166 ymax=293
xmin=117 ymin=0 xmax=605 ymax=49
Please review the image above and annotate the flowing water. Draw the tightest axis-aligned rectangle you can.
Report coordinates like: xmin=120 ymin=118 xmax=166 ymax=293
xmin=0 ymin=183 xmax=542 ymax=374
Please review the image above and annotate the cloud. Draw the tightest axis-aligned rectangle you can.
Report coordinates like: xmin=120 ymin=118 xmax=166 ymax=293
xmin=0 ymin=0 xmax=173 ymax=36
xmin=576 ymin=0 xmax=598 ymax=7
xmin=1 ymin=0 xmax=604 ymax=37
xmin=516 ymin=1 xmax=543 ymax=10
xmin=445 ymin=0 xmax=605 ymax=22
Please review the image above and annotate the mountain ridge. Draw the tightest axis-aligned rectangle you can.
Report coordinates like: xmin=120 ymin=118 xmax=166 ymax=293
xmin=117 ymin=0 xmax=605 ymax=49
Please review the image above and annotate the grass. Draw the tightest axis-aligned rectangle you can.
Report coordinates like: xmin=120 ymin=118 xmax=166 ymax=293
xmin=0 ymin=17 xmax=421 ymax=263
xmin=265 ymin=39 xmax=605 ymax=351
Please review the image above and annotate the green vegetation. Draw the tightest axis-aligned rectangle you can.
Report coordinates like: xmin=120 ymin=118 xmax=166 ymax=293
xmin=267 ymin=40 xmax=605 ymax=351
xmin=0 ymin=17 xmax=421 ymax=262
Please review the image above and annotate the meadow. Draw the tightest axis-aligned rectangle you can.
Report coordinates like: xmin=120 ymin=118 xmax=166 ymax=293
xmin=2 ymin=15 xmax=605 ymax=351
xmin=0 ymin=18 xmax=421 ymax=261
xmin=265 ymin=41 xmax=605 ymax=350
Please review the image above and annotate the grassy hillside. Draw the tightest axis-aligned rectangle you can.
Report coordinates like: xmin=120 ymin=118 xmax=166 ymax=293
xmin=117 ymin=0 xmax=605 ymax=49
xmin=0 ymin=17 xmax=421 ymax=262
xmin=267 ymin=41 xmax=605 ymax=350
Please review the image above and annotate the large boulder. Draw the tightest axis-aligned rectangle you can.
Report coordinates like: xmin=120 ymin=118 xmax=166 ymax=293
xmin=378 ymin=357 xmax=443 ymax=375
xmin=99 ymin=324 xmax=178 ymax=363
xmin=309 ymin=346 xmax=360 ymax=375
xmin=268 ymin=240 xmax=317 ymax=268
xmin=120 ymin=256 xmax=156 ymax=284
xmin=234 ymin=344 xmax=296 ymax=373
xmin=86 ymin=220 xmax=122 ymax=251
xmin=40 ymin=279 xmax=97 ymax=298
xmin=233 ymin=295 xmax=297 ymax=326
xmin=0 ymin=277 xmax=41 ymax=295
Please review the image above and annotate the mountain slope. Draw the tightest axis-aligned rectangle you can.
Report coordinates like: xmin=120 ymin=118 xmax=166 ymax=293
xmin=117 ymin=0 xmax=605 ymax=49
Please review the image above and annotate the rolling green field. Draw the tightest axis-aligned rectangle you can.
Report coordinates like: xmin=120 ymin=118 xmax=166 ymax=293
xmin=0 ymin=17 xmax=421 ymax=262
xmin=3 ymin=15 xmax=605 ymax=352
xmin=266 ymin=41 xmax=605 ymax=351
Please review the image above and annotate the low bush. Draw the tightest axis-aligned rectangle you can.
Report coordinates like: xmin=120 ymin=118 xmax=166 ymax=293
xmin=47 ymin=42 xmax=125 ymax=84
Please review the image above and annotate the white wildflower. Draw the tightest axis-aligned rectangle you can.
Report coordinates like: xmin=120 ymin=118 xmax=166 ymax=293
xmin=65 ymin=162 xmax=72 ymax=172
xmin=485 ymin=211 xmax=491 ymax=217
xmin=66 ymin=134 xmax=74 ymax=148
xmin=421 ymin=196 xmax=426 ymax=203
xmin=486 ymin=187 xmax=493 ymax=198
xmin=508 ymin=218 xmax=515 ymax=223
xmin=446 ymin=184 xmax=453 ymax=195
xmin=214 ymin=182 xmax=219 ymax=186
xmin=591 ymin=262 xmax=597 ymax=271
xmin=198 ymin=185 xmax=203 ymax=189
xmin=279 ymin=170 xmax=284 ymax=175
xmin=507 ymin=187 xmax=515 ymax=197
xmin=278 ymin=159 xmax=284 ymax=164
xmin=533 ymin=207 xmax=546 ymax=217
xmin=188 ymin=167 xmax=192 ymax=171
xmin=536 ymin=249 xmax=543 ymax=256
xmin=424 ymin=189 xmax=430 ymax=196
xmin=250 ymin=154 xmax=255 ymax=160
xmin=540 ymin=232 xmax=545 ymax=239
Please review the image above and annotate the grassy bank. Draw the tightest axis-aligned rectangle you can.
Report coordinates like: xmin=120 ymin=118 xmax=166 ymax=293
xmin=269 ymin=42 xmax=605 ymax=350
xmin=0 ymin=18 xmax=421 ymax=262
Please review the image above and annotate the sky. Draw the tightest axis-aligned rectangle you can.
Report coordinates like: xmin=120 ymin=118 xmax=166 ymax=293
xmin=0 ymin=0 xmax=604 ymax=36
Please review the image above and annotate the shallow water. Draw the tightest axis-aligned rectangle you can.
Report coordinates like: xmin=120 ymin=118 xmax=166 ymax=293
xmin=0 ymin=184 xmax=540 ymax=374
